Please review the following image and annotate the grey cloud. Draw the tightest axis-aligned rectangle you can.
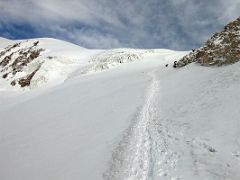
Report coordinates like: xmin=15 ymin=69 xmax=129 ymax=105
xmin=0 ymin=0 xmax=239 ymax=50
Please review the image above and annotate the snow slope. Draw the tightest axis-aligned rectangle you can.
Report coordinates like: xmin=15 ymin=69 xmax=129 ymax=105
xmin=105 ymin=63 xmax=240 ymax=180
xmin=1 ymin=37 xmax=240 ymax=180
xmin=0 ymin=37 xmax=13 ymax=49
xmin=0 ymin=38 xmax=99 ymax=90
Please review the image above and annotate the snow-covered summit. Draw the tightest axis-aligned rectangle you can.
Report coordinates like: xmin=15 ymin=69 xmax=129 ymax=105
xmin=176 ymin=16 xmax=240 ymax=67
xmin=0 ymin=38 xmax=91 ymax=89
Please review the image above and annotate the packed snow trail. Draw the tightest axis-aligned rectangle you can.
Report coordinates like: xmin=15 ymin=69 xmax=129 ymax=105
xmin=104 ymin=69 xmax=181 ymax=180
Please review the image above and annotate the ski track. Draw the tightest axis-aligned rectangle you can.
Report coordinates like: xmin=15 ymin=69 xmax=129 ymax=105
xmin=104 ymin=69 xmax=181 ymax=180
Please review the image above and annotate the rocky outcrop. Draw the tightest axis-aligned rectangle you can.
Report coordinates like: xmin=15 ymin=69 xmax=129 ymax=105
xmin=17 ymin=65 xmax=41 ymax=87
xmin=0 ymin=40 xmax=44 ymax=87
xmin=176 ymin=17 xmax=240 ymax=67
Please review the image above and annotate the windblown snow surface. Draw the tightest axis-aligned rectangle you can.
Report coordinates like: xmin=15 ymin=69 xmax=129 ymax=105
xmin=0 ymin=37 xmax=13 ymax=49
xmin=0 ymin=38 xmax=240 ymax=180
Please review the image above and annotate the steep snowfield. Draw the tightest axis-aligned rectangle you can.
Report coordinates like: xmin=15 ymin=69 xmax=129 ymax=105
xmin=1 ymin=38 xmax=240 ymax=180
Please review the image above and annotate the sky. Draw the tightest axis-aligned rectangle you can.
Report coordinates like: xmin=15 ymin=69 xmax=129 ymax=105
xmin=0 ymin=0 xmax=239 ymax=50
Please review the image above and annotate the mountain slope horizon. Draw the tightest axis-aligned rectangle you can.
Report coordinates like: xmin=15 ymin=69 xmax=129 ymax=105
xmin=0 ymin=37 xmax=188 ymax=90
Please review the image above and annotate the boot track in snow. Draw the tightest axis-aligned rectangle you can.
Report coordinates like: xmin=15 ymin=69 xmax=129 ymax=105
xmin=104 ymin=70 xmax=180 ymax=180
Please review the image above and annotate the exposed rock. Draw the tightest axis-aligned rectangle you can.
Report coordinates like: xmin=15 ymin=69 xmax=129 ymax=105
xmin=33 ymin=41 xmax=39 ymax=46
xmin=0 ymin=53 xmax=13 ymax=67
xmin=11 ymin=80 xmax=16 ymax=86
xmin=2 ymin=73 xmax=8 ymax=79
xmin=176 ymin=17 xmax=240 ymax=67
xmin=18 ymin=66 xmax=41 ymax=87
xmin=0 ymin=40 xmax=45 ymax=87
xmin=47 ymin=56 xmax=53 ymax=59
xmin=10 ymin=48 xmax=44 ymax=75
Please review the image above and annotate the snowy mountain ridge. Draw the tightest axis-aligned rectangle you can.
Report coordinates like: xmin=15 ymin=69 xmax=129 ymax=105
xmin=0 ymin=38 xmax=186 ymax=90
xmin=0 ymin=38 xmax=87 ymax=90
